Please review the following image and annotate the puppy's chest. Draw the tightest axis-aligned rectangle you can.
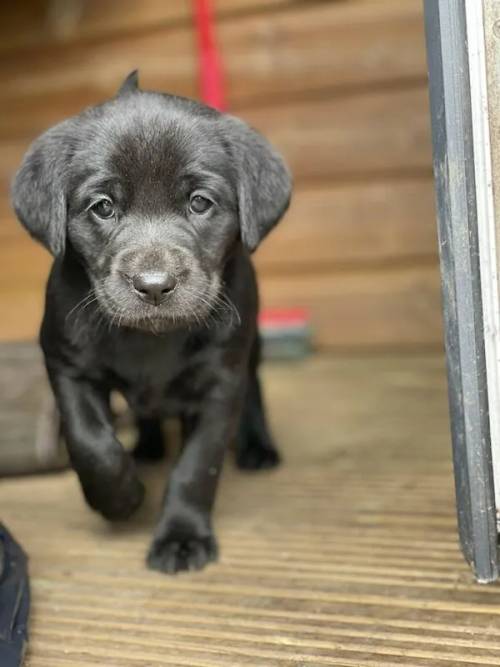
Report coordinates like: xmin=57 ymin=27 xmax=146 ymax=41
xmin=102 ymin=333 xmax=212 ymax=417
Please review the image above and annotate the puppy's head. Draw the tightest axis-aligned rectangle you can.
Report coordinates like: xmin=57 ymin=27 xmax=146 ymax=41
xmin=12 ymin=71 xmax=291 ymax=332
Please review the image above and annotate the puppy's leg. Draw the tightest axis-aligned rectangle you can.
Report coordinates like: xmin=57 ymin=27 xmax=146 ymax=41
xmin=133 ymin=417 xmax=166 ymax=462
xmin=236 ymin=372 xmax=281 ymax=470
xmin=236 ymin=335 xmax=281 ymax=470
xmin=147 ymin=387 xmax=242 ymax=574
xmin=50 ymin=372 xmax=145 ymax=520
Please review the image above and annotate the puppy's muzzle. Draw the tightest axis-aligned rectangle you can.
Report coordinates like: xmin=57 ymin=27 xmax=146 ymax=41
xmin=130 ymin=271 xmax=177 ymax=306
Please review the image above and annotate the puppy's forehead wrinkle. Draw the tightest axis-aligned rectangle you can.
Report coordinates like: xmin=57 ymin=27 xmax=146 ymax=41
xmin=67 ymin=94 xmax=234 ymax=211
xmin=74 ymin=174 xmax=122 ymax=202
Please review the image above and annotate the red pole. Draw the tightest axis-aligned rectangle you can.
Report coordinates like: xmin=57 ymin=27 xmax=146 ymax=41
xmin=192 ymin=0 xmax=226 ymax=111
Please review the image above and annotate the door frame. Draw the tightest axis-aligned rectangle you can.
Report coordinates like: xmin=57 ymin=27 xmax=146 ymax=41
xmin=424 ymin=0 xmax=499 ymax=582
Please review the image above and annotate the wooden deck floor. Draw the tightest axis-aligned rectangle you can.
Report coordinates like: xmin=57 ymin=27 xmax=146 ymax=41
xmin=3 ymin=354 xmax=500 ymax=666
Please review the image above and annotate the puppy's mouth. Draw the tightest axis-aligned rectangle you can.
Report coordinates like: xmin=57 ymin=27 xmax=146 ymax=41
xmin=93 ymin=272 xmax=233 ymax=333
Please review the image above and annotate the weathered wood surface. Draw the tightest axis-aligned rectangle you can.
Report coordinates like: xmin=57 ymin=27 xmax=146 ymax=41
xmin=0 ymin=342 xmax=65 ymax=475
xmin=0 ymin=1 xmax=425 ymax=106
xmin=261 ymin=265 xmax=442 ymax=348
xmin=0 ymin=0 xmax=439 ymax=348
xmin=2 ymin=353 xmax=496 ymax=666
xmin=256 ymin=179 xmax=437 ymax=272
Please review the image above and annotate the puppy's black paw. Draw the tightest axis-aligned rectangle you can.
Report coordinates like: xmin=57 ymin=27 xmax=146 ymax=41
xmin=83 ymin=457 xmax=145 ymax=521
xmin=147 ymin=533 xmax=218 ymax=574
xmin=236 ymin=445 xmax=281 ymax=471
xmin=99 ymin=476 xmax=145 ymax=521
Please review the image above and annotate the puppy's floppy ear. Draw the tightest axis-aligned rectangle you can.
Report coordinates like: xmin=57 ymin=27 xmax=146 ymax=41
xmin=222 ymin=116 xmax=291 ymax=252
xmin=11 ymin=121 xmax=74 ymax=256
xmin=117 ymin=70 xmax=139 ymax=97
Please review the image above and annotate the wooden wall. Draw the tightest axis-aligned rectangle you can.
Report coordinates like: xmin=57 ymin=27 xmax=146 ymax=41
xmin=0 ymin=0 xmax=442 ymax=349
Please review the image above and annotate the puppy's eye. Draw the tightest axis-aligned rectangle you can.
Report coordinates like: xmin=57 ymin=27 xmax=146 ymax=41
xmin=90 ymin=198 xmax=115 ymax=220
xmin=189 ymin=195 xmax=213 ymax=215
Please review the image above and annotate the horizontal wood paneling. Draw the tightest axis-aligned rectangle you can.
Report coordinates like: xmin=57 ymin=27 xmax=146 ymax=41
xmin=222 ymin=0 xmax=426 ymax=106
xmin=0 ymin=266 xmax=442 ymax=348
xmin=0 ymin=1 xmax=438 ymax=349
xmin=245 ymin=86 xmax=431 ymax=182
xmin=5 ymin=354 xmax=485 ymax=667
xmin=0 ymin=0 xmax=301 ymax=53
xmin=1 ymin=177 xmax=441 ymax=346
xmin=256 ymin=179 xmax=437 ymax=272
xmin=0 ymin=86 xmax=432 ymax=199
xmin=0 ymin=1 xmax=426 ymax=113
xmin=0 ymin=289 xmax=45 ymax=342
xmin=261 ymin=265 xmax=443 ymax=348
xmin=0 ymin=236 xmax=50 ymax=286
xmin=1 ymin=176 xmax=438 ymax=272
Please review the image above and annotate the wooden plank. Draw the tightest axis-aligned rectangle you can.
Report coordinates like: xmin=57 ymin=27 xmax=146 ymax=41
xmin=4 ymin=353 xmax=489 ymax=667
xmin=244 ymin=86 xmax=432 ymax=182
xmin=2 ymin=178 xmax=438 ymax=271
xmin=0 ymin=258 xmax=442 ymax=348
xmin=260 ymin=265 xmax=442 ymax=348
xmin=0 ymin=288 xmax=45 ymax=342
xmin=221 ymin=0 xmax=426 ymax=107
xmin=0 ymin=236 xmax=51 ymax=286
xmin=0 ymin=234 xmax=48 ymax=340
xmin=0 ymin=1 xmax=426 ymax=115
xmin=255 ymin=178 xmax=437 ymax=272
xmin=0 ymin=185 xmax=438 ymax=280
xmin=0 ymin=86 xmax=432 ymax=198
xmin=0 ymin=0 xmax=300 ymax=53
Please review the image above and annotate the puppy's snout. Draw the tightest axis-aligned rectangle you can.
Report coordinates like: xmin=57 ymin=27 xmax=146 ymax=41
xmin=132 ymin=271 xmax=177 ymax=306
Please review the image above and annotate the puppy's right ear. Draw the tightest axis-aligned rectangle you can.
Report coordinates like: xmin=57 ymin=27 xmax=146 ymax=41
xmin=11 ymin=122 xmax=73 ymax=256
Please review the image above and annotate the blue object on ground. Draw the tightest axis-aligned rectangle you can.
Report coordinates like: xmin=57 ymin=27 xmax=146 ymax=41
xmin=0 ymin=524 xmax=30 ymax=667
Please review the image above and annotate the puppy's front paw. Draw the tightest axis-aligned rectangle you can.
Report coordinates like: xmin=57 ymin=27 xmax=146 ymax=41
xmin=98 ymin=475 xmax=145 ymax=521
xmin=147 ymin=532 xmax=218 ymax=574
xmin=83 ymin=456 xmax=145 ymax=521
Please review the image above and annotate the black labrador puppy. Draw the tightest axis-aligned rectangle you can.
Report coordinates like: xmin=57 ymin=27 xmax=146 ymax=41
xmin=11 ymin=72 xmax=291 ymax=574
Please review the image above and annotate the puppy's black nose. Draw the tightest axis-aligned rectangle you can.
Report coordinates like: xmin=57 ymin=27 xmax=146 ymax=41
xmin=132 ymin=272 xmax=177 ymax=306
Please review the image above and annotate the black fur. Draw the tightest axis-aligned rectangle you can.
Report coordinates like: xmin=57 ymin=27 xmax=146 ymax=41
xmin=11 ymin=72 xmax=291 ymax=574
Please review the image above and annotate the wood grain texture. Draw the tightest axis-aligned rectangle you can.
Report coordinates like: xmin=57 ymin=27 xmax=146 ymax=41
xmin=0 ymin=0 xmax=301 ymax=53
xmin=0 ymin=227 xmax=442 ymax=349
xmin=0 ymin=176 xmax=441 ymax=350
xmin=0 ymin=85 xmax=432 ymax=199
xmin=260 ymin=265 xmax=443 ymax=348
xmin=0 ymin=176 xmax=442 ymax=348
xmin=0 ymin=1 xmax=438 ymax=350
xmin=2 ymin=353 xmax=497 ymax=666
xmin=0 ymin=1 xmax=426 ymax=113
xmin=0 ymin=342 xmax=65 ymax=475
xmin=255 ymin=178 xmax=437 ymax=272
xmin=244 ymin=86 xmax=432 ymax=182
xmin=2 ymin=176 xmax=438 ymax=263
xmin=0 ymin=264 xmax=443 ymax=351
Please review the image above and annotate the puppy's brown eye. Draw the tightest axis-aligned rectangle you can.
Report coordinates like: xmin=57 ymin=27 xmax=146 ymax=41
xmin=91 ymin=199 xmax=114 ymax=220
xmin=190 ymin=195 xmax=212 ymax=215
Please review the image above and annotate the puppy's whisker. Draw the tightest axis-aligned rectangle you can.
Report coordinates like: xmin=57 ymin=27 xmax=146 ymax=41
xmin=180 ymin=287 xmax=220 ymax=329
xmin=185 ymin=281 xmax=241 ymax=330
xmin=65 ymin=290 xmax=98 ymax=322
xmin=183 ymin=275 xmax=242 ymax=328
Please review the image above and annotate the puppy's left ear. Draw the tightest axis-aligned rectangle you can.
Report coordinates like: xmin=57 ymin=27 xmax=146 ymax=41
xmin=11 ymin=121 xmax=73 ymax=256
xmin=117 ymin=70 xmax=140 ymax=97
xmin=222 ymin=116 xmax=291 ymax=252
